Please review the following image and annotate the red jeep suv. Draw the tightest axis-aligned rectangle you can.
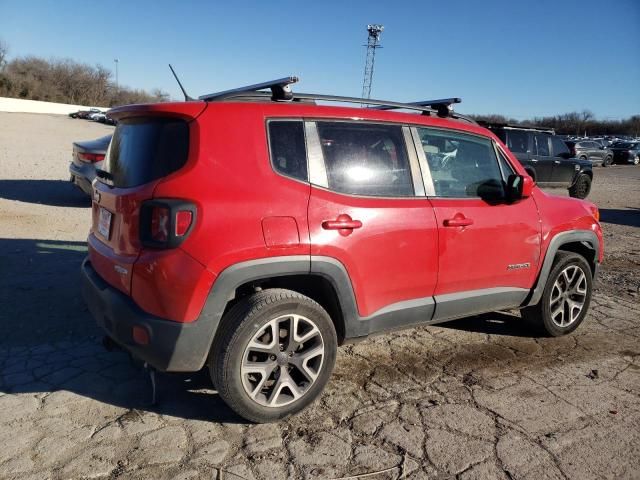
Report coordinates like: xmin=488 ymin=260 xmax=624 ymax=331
xmin=81 ymin=77 xmax=603 ymax=422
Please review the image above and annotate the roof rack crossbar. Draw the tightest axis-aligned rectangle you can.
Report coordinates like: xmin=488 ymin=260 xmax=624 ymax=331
xmin=372 ymin=97 xmax=462 ymax=118
xmin=199 ymin=76 xmax=299 ymax=102
xmin=478 ymin=121 xmax=555 ymax=134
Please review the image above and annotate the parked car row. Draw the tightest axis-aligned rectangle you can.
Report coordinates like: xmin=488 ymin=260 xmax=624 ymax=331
xmin=69 ymin=108 xmax=117 ymax=125
xmin=480 ymin=123 xmax=594 ymax=198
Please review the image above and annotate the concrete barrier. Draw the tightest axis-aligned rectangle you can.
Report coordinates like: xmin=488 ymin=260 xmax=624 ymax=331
xmin=0 ymin=97 xmax=107 ymax=115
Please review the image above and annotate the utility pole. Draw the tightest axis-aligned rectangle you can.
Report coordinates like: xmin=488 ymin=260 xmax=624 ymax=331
xmin=361 ymin=24 xmax=384 ymax=102
xmin=114 ymin=58 xmax=119 ymax=93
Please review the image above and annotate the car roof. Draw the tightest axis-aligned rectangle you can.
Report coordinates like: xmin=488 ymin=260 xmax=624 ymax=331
xmin=108 ymin=99 xmax=496 ymax=140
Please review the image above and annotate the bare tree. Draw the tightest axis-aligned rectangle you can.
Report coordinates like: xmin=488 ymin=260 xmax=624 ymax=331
xmin=0 ymin=39 xmax=8 ymax=70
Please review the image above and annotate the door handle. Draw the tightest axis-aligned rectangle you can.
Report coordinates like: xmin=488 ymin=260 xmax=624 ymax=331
xmin=322 ymin=214 xmax=362 ymax=236
xmin=530 ymin=158 xmax=539 ymax=162
xmin=443 ymin=214 xmax=473 ymax=227
xmin=554 ymin=160 xmax=561 ymax=164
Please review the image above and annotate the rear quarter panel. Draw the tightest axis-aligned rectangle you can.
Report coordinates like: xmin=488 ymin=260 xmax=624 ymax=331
xmin=153 ymin=103 xmax=312 ymax=275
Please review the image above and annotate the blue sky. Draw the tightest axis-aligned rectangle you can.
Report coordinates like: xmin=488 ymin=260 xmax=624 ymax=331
xmin=1 ymin=0 xmax=638 ymax=118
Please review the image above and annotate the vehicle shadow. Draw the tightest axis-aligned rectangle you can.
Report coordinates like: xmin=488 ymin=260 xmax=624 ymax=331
xmin=0 ymin=179 xmax=91 ymax=207
xmin=599 ymin=207 xmax=640 ymax=228
xmin=0 ymin=238 xmax=541 ymax=424
xmin=0 ymin=238 xmax=246 ymax=424
xmin=439 ymin=311 xmax=534 ymax=337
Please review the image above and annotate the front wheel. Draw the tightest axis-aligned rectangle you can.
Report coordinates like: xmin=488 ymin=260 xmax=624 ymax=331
xmin=522 ymin=252 xmax=593 ymax=336
xmin=603 ymin=155 xmax=612 ymax=167
xmin=633 ymin=155 xmax=640 ymax=166
xmin=568 ymin=174 xmax=591 ymax=199
xmin=210 ymin=289 xmax=337 ymax=423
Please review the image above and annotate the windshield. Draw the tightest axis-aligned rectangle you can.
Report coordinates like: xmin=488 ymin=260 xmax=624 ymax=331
xmin=102 ymin=117 xmax=189 ymax=188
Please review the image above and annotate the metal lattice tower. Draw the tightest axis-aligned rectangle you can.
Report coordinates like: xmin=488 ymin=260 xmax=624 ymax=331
xmin=361 ymin=24 xmax=384 ymax=101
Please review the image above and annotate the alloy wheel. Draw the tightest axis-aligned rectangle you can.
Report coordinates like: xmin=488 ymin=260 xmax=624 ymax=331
xmin=549 ymin=265 xmax=588 ymax=328
xmin=240 ymin=314 xmax=325 ymax=407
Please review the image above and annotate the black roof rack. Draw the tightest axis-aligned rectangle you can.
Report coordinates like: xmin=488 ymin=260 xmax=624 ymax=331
xmin=478 ymin=121 xmax=555 ymax=134
xmin=371 ymin=98 xmax=462 ymax=118
xmin=197 ymin=75 xmax=475 ymax=124
xmin=199 ymin=76 xmax=299 ymax=102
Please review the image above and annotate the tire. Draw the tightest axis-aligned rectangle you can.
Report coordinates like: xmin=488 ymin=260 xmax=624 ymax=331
xmin=603 ymin=155 xmax=612 ymax=167
xmin=522 ymin=251 xmax=593 ymax=337
xmin=568 ymin=174 xmax=591 ymax=199
xmin=579 ymin=155 xmax=588 ymax=161
xmin=210 ymin=288 xmax=337 ymax=423
xmin=633 ymin=155 xmax=640 ymax=166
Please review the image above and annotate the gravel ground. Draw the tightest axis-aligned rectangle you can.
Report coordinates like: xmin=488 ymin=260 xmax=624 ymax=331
xmin=0 ymin=112 xmax=639 ymax=480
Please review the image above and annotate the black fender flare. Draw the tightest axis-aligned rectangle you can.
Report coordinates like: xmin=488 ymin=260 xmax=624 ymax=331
xmin=524 ymin=230 xmax=600 ymax=307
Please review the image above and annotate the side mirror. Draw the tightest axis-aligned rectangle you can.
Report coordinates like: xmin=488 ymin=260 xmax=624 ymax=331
xmin=506 ymin=174 xmax=534 ymax=201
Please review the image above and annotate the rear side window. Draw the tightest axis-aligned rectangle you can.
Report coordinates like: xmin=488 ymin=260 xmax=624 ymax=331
xmin=317 ymin=122 xmax=413 ymax=197
xmin=268 ymin=121 xmax=308 ymax=181
xmin=551 ymin=136 xmax=570 ymax=157
xmin=103 ymin=117 xmax=189 ymax=188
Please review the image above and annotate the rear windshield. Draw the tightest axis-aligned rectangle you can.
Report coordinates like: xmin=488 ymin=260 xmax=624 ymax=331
xmin=102 ymin=117 xmax=189 ymax=188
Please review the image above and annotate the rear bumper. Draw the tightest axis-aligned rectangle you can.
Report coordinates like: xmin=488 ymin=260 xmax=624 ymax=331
xmin=81 ymin=257 xmax=216 ymax=372
xmin=69 ymin=162 xmax=94 ymax=196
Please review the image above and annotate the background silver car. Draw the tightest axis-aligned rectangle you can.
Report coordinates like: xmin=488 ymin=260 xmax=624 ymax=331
xmin=69 ymin=134 xmax=112 ymax=195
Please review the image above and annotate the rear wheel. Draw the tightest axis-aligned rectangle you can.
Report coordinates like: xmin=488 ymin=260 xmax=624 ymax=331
xmin=568 ymin=174 xmax=591 ymax=199
xmin=210 ymin=289 xmax=337 ymax=423
xmin=522 ymin=252 xmax=593 ymax=336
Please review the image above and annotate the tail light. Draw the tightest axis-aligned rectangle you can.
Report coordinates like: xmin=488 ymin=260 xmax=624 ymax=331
xmin=569 ymin=146 xmax=576 ymax=156
xmin=140 ymin=199 xmax=196 ymax=248
xmin=78 ymin=152 xmax=105 ymax=163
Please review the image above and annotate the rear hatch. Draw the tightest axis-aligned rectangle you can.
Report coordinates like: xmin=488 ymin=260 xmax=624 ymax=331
xmin=89 ymin=104 xmax=205 ymax=294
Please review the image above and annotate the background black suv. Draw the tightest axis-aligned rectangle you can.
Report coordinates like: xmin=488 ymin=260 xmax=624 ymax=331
xmin=564 ymin=140 xmax=613 ymax=167
xmin=483 ymin=124 xmax=593 ymax=199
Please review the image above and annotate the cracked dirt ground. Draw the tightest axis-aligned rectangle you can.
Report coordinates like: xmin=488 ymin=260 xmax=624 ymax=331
xmin=1 ymin=113 xmax=639 ymax=479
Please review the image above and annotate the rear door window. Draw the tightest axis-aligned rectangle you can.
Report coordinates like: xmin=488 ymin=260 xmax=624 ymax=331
xmin=533 ymin=134 xmax=551 ymax=156
xmin=103 ymin=117 xmax=189 ymax=188
xmin=316 ymin=122 xmax=414 ymax=197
